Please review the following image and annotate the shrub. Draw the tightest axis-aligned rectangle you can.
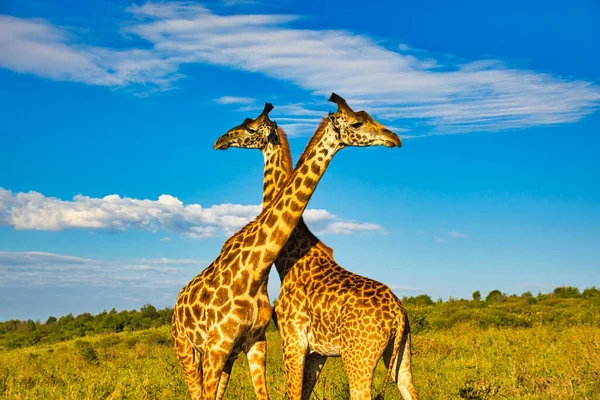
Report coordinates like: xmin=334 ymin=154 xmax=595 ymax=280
xmin=96 ymin=335 xmax=121 ymax=349
xmin=142 ymin=331 xmax=171 ymax=347
xmin=582 ymin=287 xmax=600 ymax=298
xmin=485 ymin=290 xmax=505 ymax=303
xmin=553 ymin=286 xmax=581 ymax=298
xmin=75 ymin=340 xmax=99 ymax=364
xmin=404 ymin=294 xmax=434 ymax=306
xmin=405 ymin=307 xmax=430 ymax=334
xmin=458 ymin=378 xmax=500 ymax=400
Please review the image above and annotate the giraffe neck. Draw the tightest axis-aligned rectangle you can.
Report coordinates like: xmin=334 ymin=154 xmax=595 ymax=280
xmin=244 ymin=119 xmax=340 ymax=281
xmin=259 ymin=127 xmax=322 ymax=280
xmin=261 ymin=127 xmax=292 ymax=207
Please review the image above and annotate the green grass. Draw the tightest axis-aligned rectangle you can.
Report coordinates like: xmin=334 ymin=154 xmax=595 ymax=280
xmin=1 ymin=323 xmax=598 ymax=399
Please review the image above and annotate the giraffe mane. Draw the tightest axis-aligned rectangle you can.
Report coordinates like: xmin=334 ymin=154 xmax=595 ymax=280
xmin=277 ymin=126 xmax=293 ymax=174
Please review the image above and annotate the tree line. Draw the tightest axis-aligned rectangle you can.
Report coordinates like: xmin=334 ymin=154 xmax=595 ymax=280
xmin=0 ymin=305 xmax=172 ymax=350
xmin=1 ymin=286 xmax=598 ymax=350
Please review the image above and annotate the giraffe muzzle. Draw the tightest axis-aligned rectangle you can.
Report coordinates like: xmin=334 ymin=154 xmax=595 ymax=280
xmin=214 ymin=136 xmax=231 ymax=150
xmin=382 ymin=129 xmax=402 ymax=148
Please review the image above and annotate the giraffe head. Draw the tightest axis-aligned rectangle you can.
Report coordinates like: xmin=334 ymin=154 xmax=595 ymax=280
xmin=327 ymin=93 xmax=401 ymax=148
xmin=214 ymin=103 xmax=281 ymax=151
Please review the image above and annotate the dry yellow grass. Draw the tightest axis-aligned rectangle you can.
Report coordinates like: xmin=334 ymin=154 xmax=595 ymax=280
xmin=1 ymin=322 xmax=598 ymax=399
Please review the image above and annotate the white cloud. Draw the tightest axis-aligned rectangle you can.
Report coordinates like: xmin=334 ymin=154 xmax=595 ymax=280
xmin=447 ymin=230 xmax=467 ymax=238
xmin=0 ymin=15 xmax=182 ymax=92
xmin=215 ymin=95 xmax=256 ymax=105
xmin=0 ymin=5 xmax=598 ymax=135
xmin=387 ymin=284 xmax=423 ymax=293
xmin=137 ymin=257 xmax=203 ymax=265
xmin=320 ymin=221 xmax=383 ymax=235
xmin=435 ymin=230 xmax=468 ymax=242
xmin=0 ymin=187 xmax=382 ymax=238
xmin=222 ymin=0 xmax=259 ymax=6
xmin=0 ymin=251 xmax=203 ymax=287
xmin=0 ymin=16 xmax=120 ymax=86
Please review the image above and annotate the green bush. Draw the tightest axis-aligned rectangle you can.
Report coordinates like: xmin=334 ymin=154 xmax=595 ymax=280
xmin=75 ymin=340 xmax=99 ymax=364
xmin=583 ymin=287 xmax=600 ymax=298
xmin=404 ymin=294 xmax=435 ymax=306
xmin=485 ymin=290 xmax=505 ymax=303
xmin=554 ymin=286 xmax=581 ymax=298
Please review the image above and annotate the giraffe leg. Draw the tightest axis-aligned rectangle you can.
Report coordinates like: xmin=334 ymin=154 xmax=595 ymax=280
xmin=282 ymin=343 xmax=307 ymax=400
xmin=246 ymin=336 xmax=270 ymax=400
xmin=215 ymin=356 xmax=236 ymax=400
xmin=383 ymin=330 xmax=418 ymax=400
xmin=301 ymin=353 xmax=327 ymax=400
xmin=341 ymin=356 xmax=376 ymax=400
xmin=201 ymin=346 xmax=230 ymax=400
xmin=340 ymin=336 xmax=381 ymax=400
xmin=173 ymin=323 xmax=202 ymax=400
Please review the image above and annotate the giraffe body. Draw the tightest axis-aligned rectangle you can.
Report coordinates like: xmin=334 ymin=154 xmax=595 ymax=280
xmin=175 ymin=95 xmax=401 ymax=400
xmin=215 ymin=96 xmax=417 ymax=400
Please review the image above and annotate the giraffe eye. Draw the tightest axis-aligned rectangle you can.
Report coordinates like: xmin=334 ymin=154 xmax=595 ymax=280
xmin=351 ymin=121 xmax=363 ymax=128
xmin=247 ymin=128 xmax=257 ymax=134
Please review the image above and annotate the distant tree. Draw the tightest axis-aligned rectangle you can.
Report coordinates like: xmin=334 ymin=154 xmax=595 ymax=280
xmin=582 ymin=287 xmax=600 ymax=298
xmin=536 ymin=291 xmax=548 ymax=301
xmin=472 ymin=291 xmax=481 ymax=301
xmin=140 ymin=304 xmax=158 ymax=319
xmin=521 ymin=291 xmax=533 ymax=298
xmin=26 ymin=320 xmax=36 ymax=332
xmin=485 ymin=290 xmax=505 ymax=303
xmin=45 ymin=316 xmax=57 ymax=325
xmin=404 ymin=294 xmax=434 ymax=306
xmin=58 ymin=313 xmax=74 ymax=326
xmin=553 ymin=286 xmax=581 ymax=299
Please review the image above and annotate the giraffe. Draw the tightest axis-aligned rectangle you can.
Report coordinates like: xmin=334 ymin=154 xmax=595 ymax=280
xmin=173 ymin=93 xmax=401 ymax=400
xmin=214 ymin=97 xmax=417 ymax=400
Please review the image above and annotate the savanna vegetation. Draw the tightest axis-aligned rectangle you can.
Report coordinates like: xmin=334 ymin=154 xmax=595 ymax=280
xmin=1 ymin=286 xmax=599 ymax=399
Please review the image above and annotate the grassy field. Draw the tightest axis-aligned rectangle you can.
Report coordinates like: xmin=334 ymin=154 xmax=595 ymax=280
xmin=1 ymin=322 xmax=598 ymax=399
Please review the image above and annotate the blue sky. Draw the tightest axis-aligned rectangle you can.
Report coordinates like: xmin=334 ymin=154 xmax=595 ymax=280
xmin=0 ymin=0 xmax=599 ymax=321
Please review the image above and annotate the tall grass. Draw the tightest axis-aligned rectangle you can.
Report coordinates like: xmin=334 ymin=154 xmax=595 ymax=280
xmin=1 ymin=323 xmax=598 ymax=399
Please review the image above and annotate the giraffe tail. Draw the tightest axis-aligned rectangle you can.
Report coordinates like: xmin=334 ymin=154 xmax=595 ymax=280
xmin=379 ymin=311 xmax=409 ymax=400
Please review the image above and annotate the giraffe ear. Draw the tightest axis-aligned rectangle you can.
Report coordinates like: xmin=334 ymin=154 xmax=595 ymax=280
xmin=267 ymin=129 xmax=280 ymax=145
xmin=328 ymin=113 xmax=339 ymax=128
xmin=328 ymin=113 xmax=341 ymax=138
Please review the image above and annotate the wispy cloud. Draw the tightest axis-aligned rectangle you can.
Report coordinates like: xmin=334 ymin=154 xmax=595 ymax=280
xmin=0 ymin=187 xmax=383 ymax=237
xmin=387 ymin=284 xmax=424 ymax=293
xmin=0 ymin=251 xmax=202 ymax=287
xmin=0 ymin=15 xmax=182 ymax=92
xmin=0 ymin=3 xmax=598 ymax=135
xmin=447 ymin=231 xmax=467 ymax=238
xmin=0 ymin=16 xmax=120 ymax=86
xmin=435 ymin=229 xmax=468 ymax=243
xmin=319 ymin=221 xmax=383 ymax=235
xmin=214 ymin=95 xmax=256 ymax=105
